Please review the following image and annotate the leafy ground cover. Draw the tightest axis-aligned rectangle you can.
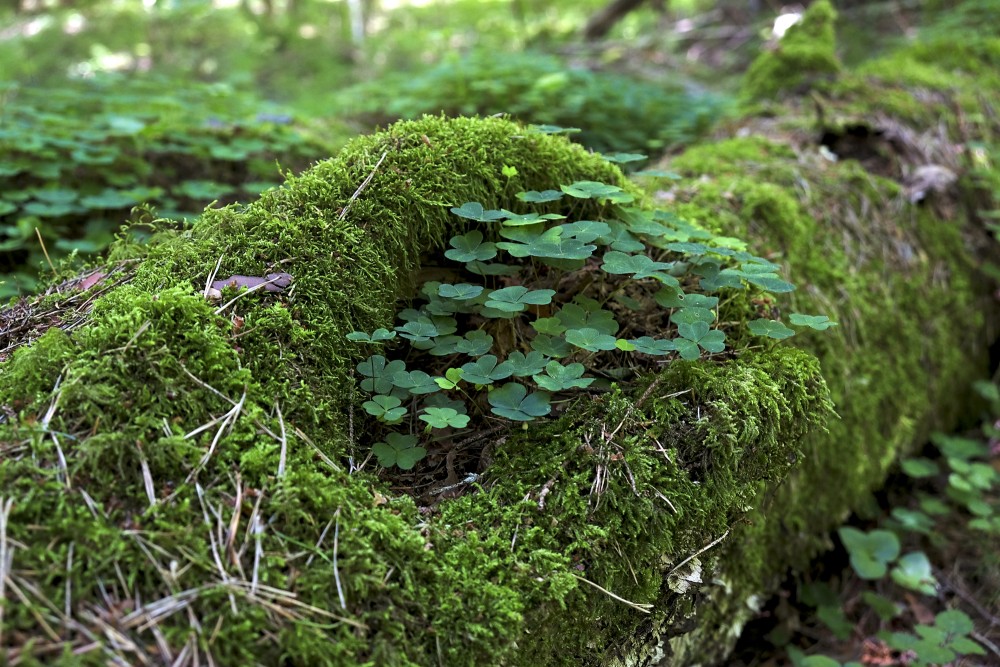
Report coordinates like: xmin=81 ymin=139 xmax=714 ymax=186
xmin=0 ymin=74 xmax=342 ymax=298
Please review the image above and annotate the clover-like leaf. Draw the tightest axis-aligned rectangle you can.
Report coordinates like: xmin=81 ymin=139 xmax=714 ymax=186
xmin=438 ymin=283 xmax=485 ymax=300
xmin=532 ymin=317 xmax=567 ymax=336
xmin=506 ymin=350 xmax=549 ymax=376
xmin=666 ymin=241 xmax=709 ymax=255
xmin=427 ymin=335 xmax=462 ymax=356
xmin=497 ymin=226 xmax=597 ymax=260
xmin=460 ymin=354 xmax=514 ymax=386
xmin=434 ymin=368 xmax=465 ymax=390
xmin=420 ymin=407 xmax=471 ymax=430
xmin=455 ymin=330 xmax=494 ymax=357
xmin=445 ymin=231 xmax=497 ymax=263
xmin=599 ymin=221 xmax=645 ymax=253
xmin=530 ymin=334 xmax=571 ymax=358
xmin=628 ymin=336 xmax=677 ymax=356
xmin=789 ymin=313 xmax=838 ymax=330
xmin=516 ymin=189 xmax=563 ymax=203
xmin=601 ymin=250 xmax=673 ymax=280
xmin=372 ymin=433 xmax=425 ymax=470
xmin=839 ymin=527 xmax=900 ymax=580
xmin=488 ymin=383 xmax=551 ymax=421
xmin=451 ymin=201 xmax=505 ymax=222
xmin=890 ymin=551 xmax=938 ymax=595
xmin=357 ymin=355 xmax=406 ymax=394
xmin=565 ymin=328 xmax=619 ymax=352
xmin=671 ymin=307 xmax=715 ymax=326
xmin=485 ymin=286 xmax=556 ymax=312
xmin=556 ymin=300 xmax=619 ymax=335
xmin=362 ymin=394 xmax=407 ymax=424
xmin=532 ymin=361 xmax=593 ymax=392
xmin=676 ymin=321 xmax=726 ymax=358
xmin=500 ymin=211 xmax=564 ymax=226
xmin=561 ymin=180 xmax=633 ymax=203
xmin=395 ymin=320 xmax=440 ymax=342
xmin=748 ymin=319 xmax=796 ymax=340
xmin=601 ymin=152 xmax=647 ymax=164
xmin=390 ymin=370 xmax=440 ymax=395
xmin=742 ymin=271 xmax=795 ymax=293
xmin=559 ymin=220 xmax=611 ymax=243
xmin=697 ymin=267 xmax=745 ymax=291
xmin=346 ymin=328 xmax=396 ymax=343
xmin=654 ymin=289 xmax=718 ymax=310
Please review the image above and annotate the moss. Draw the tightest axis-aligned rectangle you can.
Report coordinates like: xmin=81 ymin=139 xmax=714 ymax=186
xmin=742 ymin=0 xmax=841 ymax=102
xmin=0 ymin=115 xmax=833 ymax=665
xmin=648 ymin=23 xmax=995 ymax=664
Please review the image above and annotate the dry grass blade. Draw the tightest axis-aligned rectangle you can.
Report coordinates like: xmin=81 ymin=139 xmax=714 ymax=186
xmin=570 ymin=574 xmax=653 ymax=614
xmin=0 ymin=496 xmax=14 ymax=648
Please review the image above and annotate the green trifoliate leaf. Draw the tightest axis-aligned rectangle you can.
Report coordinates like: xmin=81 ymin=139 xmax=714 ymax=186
xmin=671 ymin=307 xmax=715 ymax=326
xmin=434 ymin=368 xmax=464 ymax=390
xmin=532 ymin=361 xmax=593 ymax=392
xmin=362 ymin=394 xmax=406 ymax=423
xmin=391 ymin=370 xmax=440 ymax=395
xmin=599 ymin=221 xmax=645 ymax=253
xmin=565 ymin=328 xmax=619 ymax=352
xmin=460 ymin=355 xmax=514 ymax=385
xmin=357 ymin=355 xmax=406 ymax=394
xmin=488 ymin=383 xmax=551 ymax=421
xmin=556 ymin=299 xmax=619 ymax=335
xmin=666 ymin=241 xmax=709 ymax=255
xmin=501 ymin=165 xmax=518 ymax=178
xmin=601 ymin=250 xmax=673 ymax=279
xmin=698 ymin=268 xmax=745 ymax=291
xmin=628 ymin=337 xmax=677 ymax=356
xmin=890 ymin=551 xmax=937 ymax=595
xmin=532 ymin=317 xmax=567 ymax=336
xmin=559 ymin=220 xmax=612 ymax=243
xmin=601 ymin=152 xmax=647 ymax=164
xmin=497 ymin=226 xmax=597 ymax=260
xmin=500 ymin=210 xmax=565 ymax=226
xmin=742 ymin=271 xmax=795 ymax=293
xmin=454 ymin=330 xmax=493 ymax=357
xmin=530 ymin=124 xmax=581 ymax=135
xmin=934 ymin=609 xmax=975 ymax=636
xmin=839 ymin=527 xmax=899 ymax=580
xmin=561 ymin=180 xmax=633 ymax=203
xmin=633 ymin=169 xmax=682 ymax=179
xmin=901 ymin=458 xmax=938 ymax=478
xmin=427 ymin=335 xmax=462 ymax=356
xmin=516 ymin=189 xmax=563 ymax=203
xmin=346 ymin=328 xmax=396 ymax=343
xmin=748 ymin=319 xmax=795 ymax=340
xmin=506 ymin=351 xmax=549 ymax=376
xmin=531 ymin=334 xmax=571 ymax=358
xmin=485 ymin=286 xmax=556 ymax=312
xmin=372 ymin=433 xmax=425 ymax=470
xmin=679 ymin=322 xmax=726 ymax=352
xmin=420 ymin=407 xmax=470 ymax=429
xmin=789 ymin=313 xmax=838 ymax=330
xmin=445 ymin=231 xmax=497 ymax=263
xmin=654 ymin=289 xmax=718 ymax=310
xmin=395 ymin=320 xmax=440 ymax=342
xmin=615 ymin=295 xmax=643 ymax=311
xmin=438 ymin=283 xmax=484 ymax=300
xmin=451 ymin=201 xmax=505 ymax=222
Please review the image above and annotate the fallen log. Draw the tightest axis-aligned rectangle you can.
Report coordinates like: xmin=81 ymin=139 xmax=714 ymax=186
xmin=0 ymin=3 xmax=996 ymax=665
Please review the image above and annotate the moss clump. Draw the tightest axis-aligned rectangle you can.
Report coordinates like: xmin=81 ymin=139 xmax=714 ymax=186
xmin=0 ymin=115 xmax=834 ymax=665
xmin=742 ymin=0 xmax=841 ymax=101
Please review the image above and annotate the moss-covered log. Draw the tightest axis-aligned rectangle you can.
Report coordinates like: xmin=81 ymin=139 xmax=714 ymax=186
xmin=0 ymin=4 xmax=997 ymax=666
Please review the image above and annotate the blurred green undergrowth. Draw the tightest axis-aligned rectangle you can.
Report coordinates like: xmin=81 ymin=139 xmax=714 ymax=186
xmin=0 ymin=75 xmax=342 ymax=299
xmin=338 ymin=50 xmax=730 ymax=155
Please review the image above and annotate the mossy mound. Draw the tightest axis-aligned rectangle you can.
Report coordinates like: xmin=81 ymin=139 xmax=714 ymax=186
xmin=0 ymin=115 xmax=833 ymax=665
xmin=641 ymin=2 xmax=999 ymax=662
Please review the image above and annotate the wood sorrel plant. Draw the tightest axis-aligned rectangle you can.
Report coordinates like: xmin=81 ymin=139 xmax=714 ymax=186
xmin=349 ymin=166 xmax=835 ymax=469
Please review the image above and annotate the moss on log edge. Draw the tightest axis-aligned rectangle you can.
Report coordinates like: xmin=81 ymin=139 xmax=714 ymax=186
xmin=0 ymin=115 xmax=832 ymax=666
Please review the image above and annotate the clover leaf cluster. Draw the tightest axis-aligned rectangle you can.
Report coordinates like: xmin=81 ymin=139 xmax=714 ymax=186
xmin=349 ymin=171 xmax=835 ymax=469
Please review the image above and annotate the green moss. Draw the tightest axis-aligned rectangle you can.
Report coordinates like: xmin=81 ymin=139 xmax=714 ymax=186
xmin=0 ymin=115 xmax=833 ymax=665
xmin=653 ymin=73 xmax=993 ymax=661
xmin=742 ymin=0 xmax=841 ymax=101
